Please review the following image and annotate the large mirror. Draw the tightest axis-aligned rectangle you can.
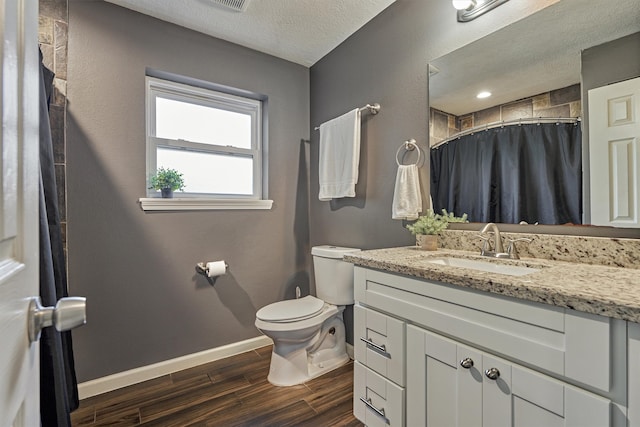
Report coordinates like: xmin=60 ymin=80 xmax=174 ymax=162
xmin=428 ymin=0 xmax=639 ymax=230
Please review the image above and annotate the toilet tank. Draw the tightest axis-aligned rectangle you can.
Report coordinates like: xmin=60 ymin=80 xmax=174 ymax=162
xmin=312 ymin=245 xmax=361 ymax=305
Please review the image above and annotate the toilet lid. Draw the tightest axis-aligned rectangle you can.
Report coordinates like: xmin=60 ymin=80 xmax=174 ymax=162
xmin=256 ymin=295 xmax=324 ymax=323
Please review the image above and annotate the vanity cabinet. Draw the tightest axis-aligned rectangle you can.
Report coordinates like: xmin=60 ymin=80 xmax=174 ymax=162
xmin=407 ymin=325 xmax=610 ymax=426
xmin=629 ymin=322 xmax=640 ymax=425
xmin=352 ymin=266 xmax=629 ymax=427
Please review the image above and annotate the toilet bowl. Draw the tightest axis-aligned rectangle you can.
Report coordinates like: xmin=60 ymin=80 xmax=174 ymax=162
xmin=255 ymin=245 xmax=360 ymax=386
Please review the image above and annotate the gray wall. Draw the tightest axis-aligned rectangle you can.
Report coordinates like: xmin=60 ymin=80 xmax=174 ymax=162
xmin=309 ymin=3 xmax=640 ymax=259
xmin=67 ymin=2 xmax=310 ymax=381
xmin=581 ymin=32 xmax=640 ymax=224
xmin=308 ymin=0 xmax=557 ymax=343
xmin=308 ymin=0 xmax=559 ymax=252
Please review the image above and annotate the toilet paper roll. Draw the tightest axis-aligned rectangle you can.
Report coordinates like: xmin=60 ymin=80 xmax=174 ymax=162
xmin=206 ymin=261 xmax=227 ymax=278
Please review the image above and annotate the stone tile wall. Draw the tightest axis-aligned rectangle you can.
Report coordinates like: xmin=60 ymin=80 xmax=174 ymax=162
xmin=39 ymin=0 xmax=68 ymax=254
xmin=430 ymin=84 xmax=581 ymax=146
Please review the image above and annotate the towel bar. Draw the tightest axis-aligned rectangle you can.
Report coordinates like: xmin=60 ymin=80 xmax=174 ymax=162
xmin=314 ymin=102 xmax=381 ymax=130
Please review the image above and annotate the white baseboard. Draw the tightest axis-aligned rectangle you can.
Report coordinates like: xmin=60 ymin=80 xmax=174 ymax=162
xmin=78 ymin=335 xmax=272 ymax=400
xmin=346 ymin=343 xmax=354 ymax=360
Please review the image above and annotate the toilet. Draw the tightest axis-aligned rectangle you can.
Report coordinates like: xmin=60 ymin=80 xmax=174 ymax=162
xmin=255 ymin=245 xmax=361 ymax=386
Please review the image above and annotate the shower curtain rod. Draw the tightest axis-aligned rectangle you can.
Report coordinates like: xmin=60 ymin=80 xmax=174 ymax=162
xmin=431 ymin=116 xmax=581 ymax=149
xmin=313 ymin=103 xmax=381 ymax=130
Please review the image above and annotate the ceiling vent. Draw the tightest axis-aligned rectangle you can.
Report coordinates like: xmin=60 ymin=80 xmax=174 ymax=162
xmin=209 ymin=0 xmax=251 ymax=12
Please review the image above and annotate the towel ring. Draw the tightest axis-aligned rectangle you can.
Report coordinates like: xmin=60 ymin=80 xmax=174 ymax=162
xmin=396 ymin=139 xmax=421 ymax=166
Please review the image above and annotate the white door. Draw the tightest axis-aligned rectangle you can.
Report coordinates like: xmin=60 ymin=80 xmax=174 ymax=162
xmin=0 ymin=0 xmax=41 ymax=425
xmin=589 ymin=76 xmax=640 ymax=227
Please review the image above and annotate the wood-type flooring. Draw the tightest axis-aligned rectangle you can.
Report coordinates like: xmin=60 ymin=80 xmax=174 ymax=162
xmin=71 ymin=345 xmax=363 ymax=426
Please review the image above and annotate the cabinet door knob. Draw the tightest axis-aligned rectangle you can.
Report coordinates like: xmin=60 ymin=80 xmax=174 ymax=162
xmin=459 ymin=357 xmax=474 ymax=369
xmin=485 ymin=367 xmax=500 ymax=380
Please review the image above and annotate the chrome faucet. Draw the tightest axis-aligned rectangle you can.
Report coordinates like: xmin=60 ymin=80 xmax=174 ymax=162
xmin=479 ymin=222 xmax=508 ymax=258
xmin=479 ymin=223 xmax=532 ymax=259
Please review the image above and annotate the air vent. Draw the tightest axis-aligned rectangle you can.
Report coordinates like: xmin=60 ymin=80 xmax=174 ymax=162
xmin=209 ymin=0 xmax=251 ymax=12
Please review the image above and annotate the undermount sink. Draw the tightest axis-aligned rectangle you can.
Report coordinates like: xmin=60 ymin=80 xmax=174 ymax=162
xmin=426 ymin=257 xmax=540 ymax=277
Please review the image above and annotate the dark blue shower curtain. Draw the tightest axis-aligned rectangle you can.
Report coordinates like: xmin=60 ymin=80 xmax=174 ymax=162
xmin=39 ymin=48 xmax=79 ymax=426
xmin=431 ymin=122 xmax=582 ymax=225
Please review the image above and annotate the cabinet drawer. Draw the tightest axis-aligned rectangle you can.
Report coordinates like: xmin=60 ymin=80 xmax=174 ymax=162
xmin=354 ymin=304 xmax=405 ymax=386
xmin=354 ymin=361 xmax=404 ymax=427
xmin=355 ymin=267 xmax=625 ymax=394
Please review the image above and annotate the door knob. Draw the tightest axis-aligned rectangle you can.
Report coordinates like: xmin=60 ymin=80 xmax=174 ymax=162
xmin=28 ymin=296 xmax=86 ymax=343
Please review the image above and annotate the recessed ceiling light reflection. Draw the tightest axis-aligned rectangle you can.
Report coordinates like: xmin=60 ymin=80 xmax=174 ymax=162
xmin=477 ymin=91 xmax=492 ymax=99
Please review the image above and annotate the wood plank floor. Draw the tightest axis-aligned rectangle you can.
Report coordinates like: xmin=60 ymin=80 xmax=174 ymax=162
xmin=71 ymin=346 xmax=363 ymax=426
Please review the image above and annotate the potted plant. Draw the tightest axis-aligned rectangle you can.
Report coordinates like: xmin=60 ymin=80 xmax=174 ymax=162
xmin=406 ymin=209 xmax=468 ymax=250
xmin=149 ymin=167 xmax=185 ymax=198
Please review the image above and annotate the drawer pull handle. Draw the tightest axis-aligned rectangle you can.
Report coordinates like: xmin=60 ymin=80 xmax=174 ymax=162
xmin=485 ymin=367 xmax=500 ymax=380
xmin=459 ymin=357 xmax=474 ymax=369
xmin=360 ymin=337 xmax=391 ymax=358
xmin=360 ymin=397 xmax=390 ymax=424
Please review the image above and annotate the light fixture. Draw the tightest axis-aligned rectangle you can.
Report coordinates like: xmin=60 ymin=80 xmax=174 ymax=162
xmin=452 ymin=0 xmax=475 ymax=10
xmin=454 ymin=0 xmax=510 ymax=22
xmin=208 ymin=0 xmax=251 ymax=12
xmin=476 ymin=91 xmax=491 ymax=99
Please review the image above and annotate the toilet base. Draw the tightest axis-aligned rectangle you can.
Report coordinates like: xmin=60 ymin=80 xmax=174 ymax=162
xmin=265 ymin=313 xmax=349 ymax=387
xmin=267 ymin=349 xmax=349 ymax=387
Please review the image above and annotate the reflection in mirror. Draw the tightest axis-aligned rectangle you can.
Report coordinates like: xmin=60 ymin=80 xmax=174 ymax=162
xmin=428 ymin=0 xmax=639 ymax=227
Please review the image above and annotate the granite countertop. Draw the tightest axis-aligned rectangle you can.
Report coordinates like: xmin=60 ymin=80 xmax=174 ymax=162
xmin=344 ymin=247 xmax=640 ymax=323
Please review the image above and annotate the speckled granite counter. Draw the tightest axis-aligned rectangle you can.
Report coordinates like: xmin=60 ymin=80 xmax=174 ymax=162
xmin=345 ymin=246 xmax=640 ymax=323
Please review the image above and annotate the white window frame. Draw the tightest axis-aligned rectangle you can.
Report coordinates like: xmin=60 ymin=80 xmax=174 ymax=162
xmin=140 ymin=76 xmax=272 ymax=211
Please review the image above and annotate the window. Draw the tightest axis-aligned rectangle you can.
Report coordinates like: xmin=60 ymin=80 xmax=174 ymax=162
xmin=141 ymin=75 xmax=272 ymax=210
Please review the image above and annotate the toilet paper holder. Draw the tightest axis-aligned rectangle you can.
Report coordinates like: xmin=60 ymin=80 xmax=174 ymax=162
xmin=196 ymin=261 xmax=229 ymax=277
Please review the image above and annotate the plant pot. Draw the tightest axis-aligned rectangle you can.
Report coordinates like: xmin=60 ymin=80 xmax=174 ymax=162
xmin=160 ymin=188 xmax=174 ymax=198
xmin=417 ymin=234 xmax=438 ymax=251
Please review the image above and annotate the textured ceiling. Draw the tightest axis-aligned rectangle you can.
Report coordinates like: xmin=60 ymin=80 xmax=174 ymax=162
xmin=430 ymin=0 xmax=640 ymax=116
xmin=104 ymin=0 xmax=396 ymax=67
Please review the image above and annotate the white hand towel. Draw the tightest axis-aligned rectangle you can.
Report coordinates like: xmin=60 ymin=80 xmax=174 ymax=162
xmin=392 ymin=164 xmax=422 ymax=220
xmin=318 ymin=109 xmax=361 ymax=200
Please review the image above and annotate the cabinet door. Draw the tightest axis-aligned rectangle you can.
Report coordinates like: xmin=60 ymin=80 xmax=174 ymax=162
xmin=482 ymin=354 xmax=512 ymax=427
xmin=511 ymin=366 xmax=610 ymax=427
xmin=456 ymin=344 xmax=483 ymax=426
xmin=407 ymin=325 xmax=483 ymax=426
xmin=407 ymin=326 xmax=612 ymax=427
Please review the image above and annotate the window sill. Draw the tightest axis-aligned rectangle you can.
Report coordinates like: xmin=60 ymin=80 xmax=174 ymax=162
xmin=139 ymin=198 xmax=273 ymax=211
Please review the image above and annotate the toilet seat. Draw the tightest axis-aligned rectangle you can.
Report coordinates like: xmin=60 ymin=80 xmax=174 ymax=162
xmin=256 ymin=295 xmax=325 ymax=323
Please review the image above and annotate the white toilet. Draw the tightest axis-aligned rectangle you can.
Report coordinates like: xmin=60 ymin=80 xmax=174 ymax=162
xmin=255 ymin=245 xmax=361 ymax=386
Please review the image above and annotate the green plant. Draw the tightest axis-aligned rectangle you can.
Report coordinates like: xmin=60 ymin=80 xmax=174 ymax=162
xmin=406 ymin=209 xmax=468 ymax=235
xmin=149 ymin=167 xmax=185 ymax=191
xmin=440 ymin=209 xmax=468 ymax=224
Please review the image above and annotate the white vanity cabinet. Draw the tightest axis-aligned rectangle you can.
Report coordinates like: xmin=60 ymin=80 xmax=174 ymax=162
xmin=352 ymin=266 xmax=630 ymax=427
xmin=629 ymin=322 xmax=640 ymax=426
xmin=407 ymin=325 xmax=611 ymax=427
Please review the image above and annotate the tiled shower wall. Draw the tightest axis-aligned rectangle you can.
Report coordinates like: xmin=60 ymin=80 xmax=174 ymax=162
xmin=39 ymin=0 xmax=68 ymax=254
xmin=430 ymin=84 xmax=581 ymax=146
